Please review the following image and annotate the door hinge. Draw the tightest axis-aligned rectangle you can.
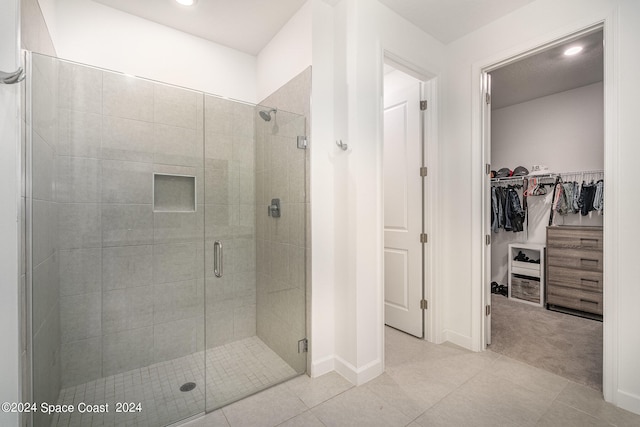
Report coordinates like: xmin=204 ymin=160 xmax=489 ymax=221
xmin=485 ymin=234 xmax=491 ymax=245
xmin=420 ymin=233 xmax=428 ymax=243
xmin=420 ymin=100 xmax=427 ymax=111
xmin=485 ymin=305 xmax=491 ymax=316
xmin=297 ymin=135 xmax=308 ymax=149
xmin=298 ymin=338 xmax=308 ymax=353
xmin=420 ymin=166 xmax=428 ymax=177
xmin=485 ymin=93 xmax=491 ymax=105
xmin=486 ymin=163 xmax=491 ymax=175
xmin=420 ymin=299 xmax=428 ymax=310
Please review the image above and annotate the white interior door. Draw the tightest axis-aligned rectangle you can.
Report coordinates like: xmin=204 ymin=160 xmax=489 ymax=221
xmin=384 ymin=75 xmax=423 ymax=338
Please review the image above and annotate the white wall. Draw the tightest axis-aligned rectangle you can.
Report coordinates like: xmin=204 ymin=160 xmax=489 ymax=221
xmin=256 ymin=1 xmax=313 ymax=102
xmin=331 ymin=0 xmax=444 ymax=384
xmin=0 ymin=0 xmax=21 ymax=425
xmin=491 ymin=82 xmax=604 ymax=284
xmin=492 ymin=82 xmax=604 ymax=173
xmin=39 ymin=0 xmax=258 ymax=102
xmin=442 ymin=0 xmax=640 ymax=413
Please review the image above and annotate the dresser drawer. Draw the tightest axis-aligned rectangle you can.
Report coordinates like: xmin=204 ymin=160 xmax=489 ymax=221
xmin=547 ymin=265 xmax=603 ymax=291
xmin=547 ymin=247 xmax=603 ymax=272
xmin=547 ymin=285 xmax=603 ymax=315
xmin=510 ymin=275 xmax=540 ymax=303
xmin=547 ymin=227 xmax=602 ymax=250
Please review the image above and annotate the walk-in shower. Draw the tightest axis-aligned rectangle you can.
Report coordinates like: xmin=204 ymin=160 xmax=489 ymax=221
xmin=27 ymin=52 xmax=307 ymax=427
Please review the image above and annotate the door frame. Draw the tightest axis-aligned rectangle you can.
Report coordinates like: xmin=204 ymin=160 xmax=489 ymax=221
xmin=473 ymin=16 xmax=619 ymax=403
xmin=382 ymin=51 xmax=439 ymax=344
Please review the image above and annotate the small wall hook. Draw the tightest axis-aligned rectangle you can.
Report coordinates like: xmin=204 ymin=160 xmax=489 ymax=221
xmin=336 ymin=140 xmax=348 ymax=151
xmin=0 ymin=67 xmax=25 ymax=84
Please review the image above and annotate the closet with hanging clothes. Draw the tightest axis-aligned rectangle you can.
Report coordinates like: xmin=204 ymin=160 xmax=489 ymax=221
xmin=487 ymin=29 xmax=605 ymax=390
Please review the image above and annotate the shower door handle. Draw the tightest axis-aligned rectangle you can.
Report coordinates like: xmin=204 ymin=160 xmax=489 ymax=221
xmin=214 ymin=240 xmax=223 ymax=278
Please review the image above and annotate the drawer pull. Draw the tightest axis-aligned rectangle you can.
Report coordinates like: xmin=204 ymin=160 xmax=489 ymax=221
xmin=580 ymin=258 xmax=599 ymax=266
xmin=580 ymin=279 xmax=600 ymax=288
xmin=580 ymin=298 xmax=599 ymax=305
xmin=580 ymin=238 xmax=599 ymax=247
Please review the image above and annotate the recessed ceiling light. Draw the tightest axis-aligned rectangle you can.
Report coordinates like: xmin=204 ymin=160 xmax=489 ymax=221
xmin=564 ymin=46 xmax=583 ymax=56
xmin=175 ymin=0 xmax=196 ymax=6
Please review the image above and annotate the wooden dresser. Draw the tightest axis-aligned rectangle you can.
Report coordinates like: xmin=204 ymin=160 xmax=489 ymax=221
xmin=546 ymin=226 xmax=603 ymax=319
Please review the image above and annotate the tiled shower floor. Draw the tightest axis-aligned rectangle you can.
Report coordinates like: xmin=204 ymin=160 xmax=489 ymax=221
xmin=51 ymin=337 xmax=297 ymax=427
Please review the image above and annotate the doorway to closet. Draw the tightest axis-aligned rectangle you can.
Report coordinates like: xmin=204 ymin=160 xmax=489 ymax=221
xmin=484 ymin=28 xmax=605 ymax=391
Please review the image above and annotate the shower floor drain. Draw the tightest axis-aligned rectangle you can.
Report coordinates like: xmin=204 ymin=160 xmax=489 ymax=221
xmin=180 ymin=382 xmax=196 ymax=392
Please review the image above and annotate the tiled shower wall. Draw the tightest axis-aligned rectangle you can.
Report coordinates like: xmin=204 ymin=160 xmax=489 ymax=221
xmin=53 ymin=60 xmax=208 ymax=389
xmin=256 ymin=67 xmax=311 ymax=374
xmin=30 ymin=54 xmax=61 ymax=427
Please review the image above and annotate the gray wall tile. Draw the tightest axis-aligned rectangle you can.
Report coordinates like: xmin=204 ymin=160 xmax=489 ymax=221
xmin=56 ymin=156 xmax=101 ymax=203
xmin=101 ymin=115 xmax=154 ymax=162
xmin=32 ymin=55 xmax=58 ymax=146
xmin=60 ymin=292 xmax=101 ymax=343
xmin=103 ymin=72 xmax=153 ymax=122
xmin=58 ymin=203 xmax=101 ymax=249
xmin=32 ymin=132 xmax=54 ymax=201
xmin=60 ymin=337 xmax=102 ymax=388
xmin=59 ymin=248 xmax=102 ymax=296
xmin=234 ymin=304 xmax=256 ymax=339
xmin=154 ymin=83 xmax=200 ymax=129
xmin=153 ymin=279 xmax=202 ymax=324
xmin=102 ymin=327 xmax=154 ymax=377
xmin=102 ymin=286 xmax=154 ymax=334
xmin=102 ymin=159 xmax=152 ymax=204
xmin=57 ymin=109 xmax=102 ymax=158
xmin=154 ymin=317 xmax=198 ymax=362
xmin=32 ymin=253 xmax=59 ymax=334
xmin=58 ymin=61 xmax=102 ymax=114
xmin=102 ymin=204 xmax=153 ymax=247
xmin=32 ymin=200 xmax=57 ymax=265
xmin=205 ymin=307 xmax=234 ymax=349
xmin=205 ymin=132 xmax=232 ymax=161
xmin=32 ymin=302 xmax=61 ymax=416
xmin=232 ymin=135 xmax=254 ymax=168
xmin=102 ymin=245 xmax=153 ymax=290
xmin=154 ymin=123 xmax=202 ymax=159
xmin=154 ymin=210 xmax=203 ymax=244
xmin=153 ymin=242 xmax=199 ymax=283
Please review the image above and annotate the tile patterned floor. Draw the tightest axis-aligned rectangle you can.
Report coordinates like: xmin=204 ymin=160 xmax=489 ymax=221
xmin=51 ymin=336 xmax=296 ymax=427
xmin=183 ymin=326 xmax=640 ymax=427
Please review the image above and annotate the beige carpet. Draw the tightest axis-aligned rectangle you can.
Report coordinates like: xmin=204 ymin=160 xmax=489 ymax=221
xmin=489 ymin=294 xmax=603 ymax=390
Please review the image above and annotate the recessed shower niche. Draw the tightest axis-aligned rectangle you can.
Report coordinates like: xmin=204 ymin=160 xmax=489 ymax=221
xmin=153 ymin=173 xmax=196 ymax=212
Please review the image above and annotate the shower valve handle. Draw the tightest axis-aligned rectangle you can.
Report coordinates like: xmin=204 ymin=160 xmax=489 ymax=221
xmin=268 ymin=198 xmax=281 ymax=218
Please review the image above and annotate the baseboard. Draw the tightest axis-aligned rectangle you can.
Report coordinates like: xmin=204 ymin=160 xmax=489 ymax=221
xmin=616 ymin=389 xmax=640 ymax=416
xmin=334 ymin=355 xmax=383 ymax=386
xmin=442 ymin=329 xmax=473 ymax=350
xmin=310 ymin=355 xmax=335 ymax=378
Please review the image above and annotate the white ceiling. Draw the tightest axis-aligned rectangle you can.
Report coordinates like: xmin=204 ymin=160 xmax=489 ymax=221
xmin=377 ymin=0 xmax=536 ymax=44
xmin=490 ymin=30 xmax=603 ymax=109
xmin=92 ymin=0 xmax=536 ymax=55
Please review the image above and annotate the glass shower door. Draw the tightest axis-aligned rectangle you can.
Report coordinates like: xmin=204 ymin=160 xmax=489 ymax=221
xmin=203 ymin=97 xmax=307 ymax=411
xmin=28 ymin=53 xmax=207 ymax=427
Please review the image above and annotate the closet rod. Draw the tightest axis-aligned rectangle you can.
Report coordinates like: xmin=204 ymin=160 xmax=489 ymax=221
xmin=558 ymin=169 xmax=604 ymax=176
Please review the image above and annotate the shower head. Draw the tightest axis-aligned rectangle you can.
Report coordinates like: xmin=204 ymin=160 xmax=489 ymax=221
xmin=259 ymin=108 xmax=277 ymax=122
